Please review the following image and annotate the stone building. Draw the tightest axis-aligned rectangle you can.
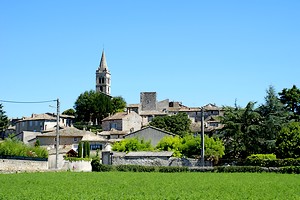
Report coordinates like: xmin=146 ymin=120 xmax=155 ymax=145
xmin=96 ymin=50 xmax=111 ymax=96
xmin=127 ymin=92 xmax=224 ymax=134
xmin=99 ymin=111 xmax=143 ymax=142
xmin=124 ymin=126 xmax=175 ymax=146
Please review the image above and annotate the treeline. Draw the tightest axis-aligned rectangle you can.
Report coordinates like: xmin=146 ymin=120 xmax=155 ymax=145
xmin=218 ymin=85 xmax=300 ymax=160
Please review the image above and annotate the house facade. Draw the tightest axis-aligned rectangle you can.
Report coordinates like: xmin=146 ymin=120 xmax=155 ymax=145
xmin=15 ymin=113 xmax=74 ymax=135
xmin=124 ymin=126 xmax=175 ymax=146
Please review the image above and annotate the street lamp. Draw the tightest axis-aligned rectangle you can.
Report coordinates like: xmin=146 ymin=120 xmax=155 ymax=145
xmin=201 ymin=107 xmax=205 ymax=167
xmin=55 ymin=98 xmax=60 ymax=169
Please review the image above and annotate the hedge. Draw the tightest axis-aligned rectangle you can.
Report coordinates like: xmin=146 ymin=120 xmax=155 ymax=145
xmin=91 ymin=161 xmax=300 ymax=174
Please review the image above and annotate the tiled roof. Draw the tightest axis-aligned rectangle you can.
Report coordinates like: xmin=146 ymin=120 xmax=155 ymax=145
xmin=99 ymin=129 xmax=128 ymax=136
xmin=102 ymin=112 xmax=128 ymax=121
xmin=36 ymin=127 xmax=91 ymax=137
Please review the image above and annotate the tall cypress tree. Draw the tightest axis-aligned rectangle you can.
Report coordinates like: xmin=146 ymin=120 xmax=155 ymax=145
xmin=0 ymin=103 xmax=9 ymax=139
xmin=78 ymin=142 xmax=83 ymax=158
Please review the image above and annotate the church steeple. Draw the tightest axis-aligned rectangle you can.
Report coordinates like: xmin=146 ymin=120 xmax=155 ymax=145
xmin=99 ymin=50 xmax=108 ymax=71
xmin=96 ymin=50 xmax=111 ymax=96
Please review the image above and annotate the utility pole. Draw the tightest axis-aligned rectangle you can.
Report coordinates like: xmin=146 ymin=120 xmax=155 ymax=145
xmin=55 ymin=98 xmax=60 ymax=169
xmin=201 ymin=107 xmax=205 ymax=167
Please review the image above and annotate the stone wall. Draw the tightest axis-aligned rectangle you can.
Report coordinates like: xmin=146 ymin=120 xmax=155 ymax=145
xmin=0 ymin=158 xmax=48 ymax=172
xmin=62 ymin=160 xmax=92 ymax=172
xmin=112 ymin=156 xmax=212 ymax=167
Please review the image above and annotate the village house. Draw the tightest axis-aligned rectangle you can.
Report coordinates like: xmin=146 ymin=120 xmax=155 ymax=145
xmin=99 ymin=111 xmax=142 ymax=142
xmin=34 ymin=127 xmax=107 ymax=152
xmin=124 ymin=126 xmax=175 ymax=146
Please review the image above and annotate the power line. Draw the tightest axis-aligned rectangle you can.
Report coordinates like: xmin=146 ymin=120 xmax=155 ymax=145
xmin=0 ymin=99 xmax=56 ymax=104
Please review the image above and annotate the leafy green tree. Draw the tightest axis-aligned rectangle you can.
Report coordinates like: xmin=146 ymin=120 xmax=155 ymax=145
xmin=0 ymin=103 xmax=9 ymax=138
xmin=156 ymin=135 xmax=225 ymax=162
xmin=149 ymin=113 xmax=192 ymax=137
xmin=111 ymin=96 xmax=126 ymax=114
xmin=156 ymin=136 xmax=183 ymax=157
xmin=181 ymin=134 xmax=201 ymax=158
xmin=74 ymin=90 xmax=113 ymax=124
xmin=112 ymin=137 xmax=153 ymax=152
xmin=276 ymin=122 xmax=300 ymax=158
xmin=204 ymin=135 xmax=225 ymax=164
xmin=279 ymin=85 xmax=300 ymax=121
xmin=219 ymin=102 xmax=261 ymax=159
xmin=62 ymin=108 xmax=75 ymax=116
xmin=257 ymin=86 xmax=289 ymax=153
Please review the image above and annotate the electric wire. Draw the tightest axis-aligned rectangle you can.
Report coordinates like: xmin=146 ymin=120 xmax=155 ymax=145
xmin=0 ymin=99 xmax=57 ymax=104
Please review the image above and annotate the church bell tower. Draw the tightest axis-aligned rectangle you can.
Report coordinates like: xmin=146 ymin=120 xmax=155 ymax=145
xmin=96 ymin=50 xmax=111 ymax=95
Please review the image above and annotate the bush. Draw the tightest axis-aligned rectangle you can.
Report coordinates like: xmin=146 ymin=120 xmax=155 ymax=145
xmin=115 ymin=165 xmax=156 ymax=172
xmin=247 ymin=154 xmax=277 ymax=160
xmin=158 ymin=166 xmax=188 ymax=173
xmin=242 ymin=157 xmax=300 ymax=167
xmin=214 ymin=166 xmax=264 ymax=173
xmin=279 ymin=166 xmax=300 ymax=174
xmin=64 ymin=157 xmax=92 ymax=162
xmin=0 ymin=139 xmax=48 ymax=158
xmin=91 ymin=159 xmax=113 ymax=172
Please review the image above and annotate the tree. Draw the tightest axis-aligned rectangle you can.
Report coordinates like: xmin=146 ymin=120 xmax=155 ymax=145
xmin=156 ymin=136 xmax=183 ymax=157
xmin=276 ymin=122 xmax=300 ymax=158
xmin=83 ymin=141 xmax=90 ymax=158
xmin=257 ymin=86 xmax=288 ymax=153
xmin=111 ymin=96 xmax=126 ymax=114
xmin=62 ymin=108 xmax=75 ymax=116
xmin=0 ymin=103 xmax=9 ymax=138
xmin=204 ymin=135 xmax=225 ymax=164
xmin=218 ymin=102 xmax=261 ymax=159
xmin=279 ymin=85 xmax=300 ymax=121
xmin=112 ymin=137 xmax=153 ymax=152
xmin=149 ymin=113 xmax=192 ymax=137
xmin=156 ymin=134 xmax=225 ymax=162
xmin=78 ymin=142 xmax=83 ymax=158
xmin=74 ymin=90 xmax=113 ymax=124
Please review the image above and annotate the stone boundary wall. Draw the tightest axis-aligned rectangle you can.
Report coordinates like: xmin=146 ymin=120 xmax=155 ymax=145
xmin=0 ymin=158 xmax=48 ymax=172
xmin=112 ymin=157 xmax=212 ymax=167
xmin=62 ymin=160 xmax=92 ymax=172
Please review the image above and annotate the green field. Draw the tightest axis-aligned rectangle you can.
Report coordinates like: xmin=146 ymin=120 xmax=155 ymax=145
xmin=0 ymin=172 xmax=299 ymax=199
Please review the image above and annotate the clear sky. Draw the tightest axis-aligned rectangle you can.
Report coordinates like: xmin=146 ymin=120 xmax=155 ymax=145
xmin=1 ymin=1 xmax=300 ymax=118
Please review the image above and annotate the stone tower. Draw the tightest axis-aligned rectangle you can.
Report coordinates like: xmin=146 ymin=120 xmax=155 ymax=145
xmin=96 ymin=50 xmax=111 ymax=95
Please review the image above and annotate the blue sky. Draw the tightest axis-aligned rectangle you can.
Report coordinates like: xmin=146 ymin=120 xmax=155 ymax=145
xmin=1 ymin=1 xmax=300 ymax=118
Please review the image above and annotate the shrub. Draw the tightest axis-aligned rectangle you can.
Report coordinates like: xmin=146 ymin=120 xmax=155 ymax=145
xmin=91 ymin=159 xmax=113 ymax=172
xmin=247 ymin=154 xmax=277 ymax=160
xmin=214 ymin=166 xmax=264 ymax=173
xmin=279 ymin=166 xmax=300 ymax=174
xmin=0 ymin=139 xmax=48 ymax=158
xmin=158 ymin=166 xmax=188 ymax=173
xmin=115 ymin=165 xmax=156 ymax=172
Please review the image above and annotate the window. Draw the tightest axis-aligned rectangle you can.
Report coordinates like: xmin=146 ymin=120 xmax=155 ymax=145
xmin=110 ymin=123 xmax=117 ymax=129
xmin=29 ymin=121 xmax=33 ymax=127
xmin=35 ymin=121 xmax=39 ymax=126
xmin=102 ymin=77 xmax=105 ymax=84
xmin=100 ymin=86 xmax=103 ymax=92
xmin=90 ymin=144 xmax=102 ymax=150
xmin=74 ymin=137 xmax=78 ymax=142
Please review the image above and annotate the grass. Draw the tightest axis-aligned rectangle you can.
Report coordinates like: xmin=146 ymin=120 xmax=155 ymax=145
xmin=0 ymin=172 xmax=299 ymax=199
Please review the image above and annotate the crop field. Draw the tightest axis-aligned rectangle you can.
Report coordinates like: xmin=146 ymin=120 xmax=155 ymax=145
xmin=0 ymin=172 xmax=299 ymax=199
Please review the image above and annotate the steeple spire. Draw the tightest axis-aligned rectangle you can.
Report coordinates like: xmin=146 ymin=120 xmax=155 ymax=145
xmin=96 ymin=49 xmax=111 ymax=96
xmin=99 ymin=50 xmax=108 ymax=71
